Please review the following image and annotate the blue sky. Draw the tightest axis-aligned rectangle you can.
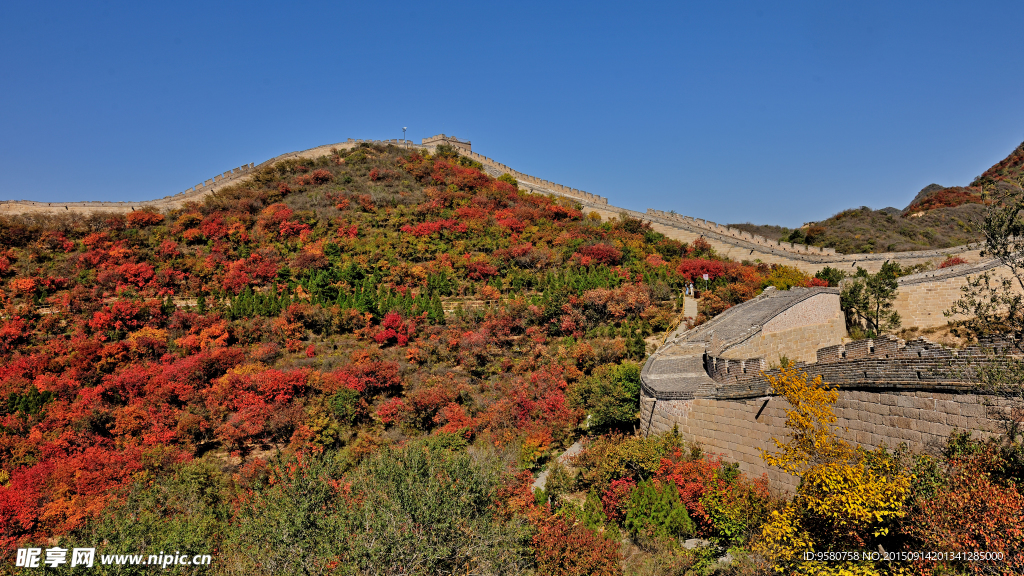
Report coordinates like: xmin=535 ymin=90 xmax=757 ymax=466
xmin=1 ymin=1 xmax=1022 ymax=227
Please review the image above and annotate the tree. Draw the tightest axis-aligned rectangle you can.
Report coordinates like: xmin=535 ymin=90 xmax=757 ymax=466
xmin=498 ymin=173 xmax=519 ymax=189
xmin=840 ymin=262 xmax=901 ymax=335
xmin=624 ymin=478 xmax=695 ymax=543
xmin=814 ymin=266 xmax=847 ymax=287
xmin=947 ymin=178 xmax=1024 ymax=342
xmin=568 ymin=362 xmax=641 ymax=431
xmin=755 ymin=367 xmax=912 ymax=575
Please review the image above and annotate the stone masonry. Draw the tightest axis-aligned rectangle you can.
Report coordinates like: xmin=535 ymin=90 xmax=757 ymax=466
xmin=640 ymin=388 xmax=1013 ymax=494
xmin=643 ymin=282 xmax=1022 ymax=494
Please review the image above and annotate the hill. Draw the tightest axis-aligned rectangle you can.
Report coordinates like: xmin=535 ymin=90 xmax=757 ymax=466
xmin=0 ymin=141 xmax=837 ymax=572
xmin=731 ymin=140 xmax=1024 ymax=254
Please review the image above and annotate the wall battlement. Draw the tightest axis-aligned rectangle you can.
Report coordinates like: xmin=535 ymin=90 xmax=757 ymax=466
xmin=642 ymin=334 xmax=1020 ymax=492
xmin=694 ymin=334 xmax=1017 ymax=399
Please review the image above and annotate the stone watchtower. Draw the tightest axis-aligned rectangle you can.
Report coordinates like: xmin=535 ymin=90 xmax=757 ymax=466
xmin=421 ymin=134 xmax=471 ymax=153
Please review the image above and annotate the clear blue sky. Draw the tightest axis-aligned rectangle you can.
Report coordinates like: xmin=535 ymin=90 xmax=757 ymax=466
xmin=2 ymin=1 xmax=1022 ymax=227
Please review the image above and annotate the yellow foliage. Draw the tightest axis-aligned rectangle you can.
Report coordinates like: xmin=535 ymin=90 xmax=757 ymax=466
xmin=756 ymin=503 xmax=912 ymax=575
xmin=801 ymin=455 xmax=910 ymax=537
xmin=754 ymin=504 xmax=814 ymax=568
xmin=756 ymin=367 xmax=912 ymax=574
xmin=761 ymin=367 xmax=848 ymax=476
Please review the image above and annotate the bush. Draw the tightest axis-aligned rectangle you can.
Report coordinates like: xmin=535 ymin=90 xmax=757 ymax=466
xmin=335 ymin=440 xmax=534 ymax=575
xmin=69 ymin=459 xmax=228 ymax=575
xmin=498 ymin=173 xmax=519 ymax=189
xmin=533 ymin=515 xmax=621 ymax=576
xmin=814 ymin=266 xmax=847 ymax=287
xmin=569 ymin=362 xmax=642 ymax=432
xmin=329 ymin=387 xmax=362 ymax=425
xmin=624 ymin=478 xmax=695 ymax=544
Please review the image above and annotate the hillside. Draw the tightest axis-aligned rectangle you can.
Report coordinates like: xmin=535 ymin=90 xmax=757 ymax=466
xmin=1 ymin=141 xmax=1020 ymax=574
xmin=730 ymin=141 xmax=1024 ymax=254
xmin=0 ymin=142 xmax=837 ymax=573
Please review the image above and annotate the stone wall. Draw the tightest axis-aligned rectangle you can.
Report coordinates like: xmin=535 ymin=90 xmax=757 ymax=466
xmin=642 ymin=334 xmax=1022 ymax=492
xmin=716 ymin=293 xmax=847 ymax=365
xmin=640 ymin=388 xmax=1012 ymax=494
xmin=642 ymin=208 xmax=987 ymax=274
xmin=721 ymin=313 xmax=848 ymax=366
xmin=891 ymin=258 xmax=1020 ymax=329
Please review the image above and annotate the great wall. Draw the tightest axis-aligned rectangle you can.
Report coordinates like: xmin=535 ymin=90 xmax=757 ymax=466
xmin=3 ymin=135 xmax=1018 ymax=488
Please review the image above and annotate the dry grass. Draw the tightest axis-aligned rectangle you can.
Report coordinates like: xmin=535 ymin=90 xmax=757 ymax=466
xmin=731 ymin=202 xmax=985 ymax=254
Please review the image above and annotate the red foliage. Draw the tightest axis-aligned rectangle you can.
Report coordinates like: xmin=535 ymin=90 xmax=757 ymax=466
xmin=294 ymin=169 xmax=333 ymax=186
xmin=543 ymin=203 xmax=583 ymax=220
xmin=309 ymin=169 xmax=333 ymax=184
xmin=601 ymin=478 xmax=636 ymax=520
xmin=376 ymin=397 xmax=408 ymax=424
xmin=430 ymin=160 xmax=491 ymax=190
xmin=655 ymin=450 xmax=724 ymax=531
xmin=576 ymin=244 xmax=622 ymax=266
xmin=676 ymin=258 xmax=726 ymax=283
xmin=0 ymin=317 xmax=28 ymax=353
xmin=157 ymin=240 xmax=181 ymax=259
xmin=906 ymin=187 xmax=986 ymax=213
xmin=493 ymin=208 xmax=528 ymax=232
xmin=368 ymin=167 xmax=398 ymax=182
xmin=465 ymin=257 xmax=499 ymax=281
xmin=0 ymin=446 xmax=149 ymax=548
xmin=208 ymin=368 xmax=309 ymax=448
xmin=435 ymin=403 xmax=474 ymax=436
xmin=88 ymin=301 xmax=150 ymax=334
xmin=222 ymin=253 xmax=280 ymax=293
xmin=116 ymin=262 xmax=156 ymax=289
xmin=336 ymin=222 xmax=358 ymax=239
xmin=325 ymin=358 xmax=402 ymax=394
xmin=401 ymin=218 xmax=468 ymax=238
xmin=125 ymin=210 xmax=165 ymax=227
xmin=372 ymin=311 xmax=416 ymax=347
xmin=909 ymin=448 xmax=1024 ymax=575
xmin=939 ymin=255 xmax=968 ymax=269
xmin=532 ymin=515 xmax=622 ymax=576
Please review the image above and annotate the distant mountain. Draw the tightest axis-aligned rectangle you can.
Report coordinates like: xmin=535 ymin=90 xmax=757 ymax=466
xmin=730 ymin=141 xmax=1024 ymax=254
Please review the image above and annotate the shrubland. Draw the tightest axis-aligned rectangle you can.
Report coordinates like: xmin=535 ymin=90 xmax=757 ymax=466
xmin=1 ymin=141 xmax=1018 ymax=574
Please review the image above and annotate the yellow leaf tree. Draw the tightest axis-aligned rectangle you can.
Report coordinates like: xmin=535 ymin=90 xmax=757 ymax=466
xmin=754 ymin=366 xmax=912 ymax=575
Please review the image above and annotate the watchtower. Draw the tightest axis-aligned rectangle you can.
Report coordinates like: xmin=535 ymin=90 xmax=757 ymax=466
xmin=421 ymin=134 xmax=471 ymax=152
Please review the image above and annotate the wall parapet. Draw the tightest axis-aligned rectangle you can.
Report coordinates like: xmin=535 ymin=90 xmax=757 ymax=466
xmin=642 ymin=208 xmax=986 ymax=266
xmin=643 ymin=334 xmax=1020 ymax=402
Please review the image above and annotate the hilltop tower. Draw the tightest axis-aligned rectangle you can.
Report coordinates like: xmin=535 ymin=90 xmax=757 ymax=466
xmin=421 ymin=134 xmax=471 ymax=152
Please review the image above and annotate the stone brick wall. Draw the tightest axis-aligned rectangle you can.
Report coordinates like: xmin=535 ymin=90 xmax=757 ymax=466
xmin=722 ymin=314 xmax=847 ymax=366
xmin=643 ymin=334 xmax=1022 ymax=492
xmin=892 ymin=259 xmax=1021 ymax=329
xmin=642 ymin=208 xmax=987 ymax=274
xmin=715 ymin=292 xmax=847 ymax=365
xmin=641 ymin=388 xmax=1013 ymax=494
xmin=421 ymin=134 xmax=471 ymax=152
